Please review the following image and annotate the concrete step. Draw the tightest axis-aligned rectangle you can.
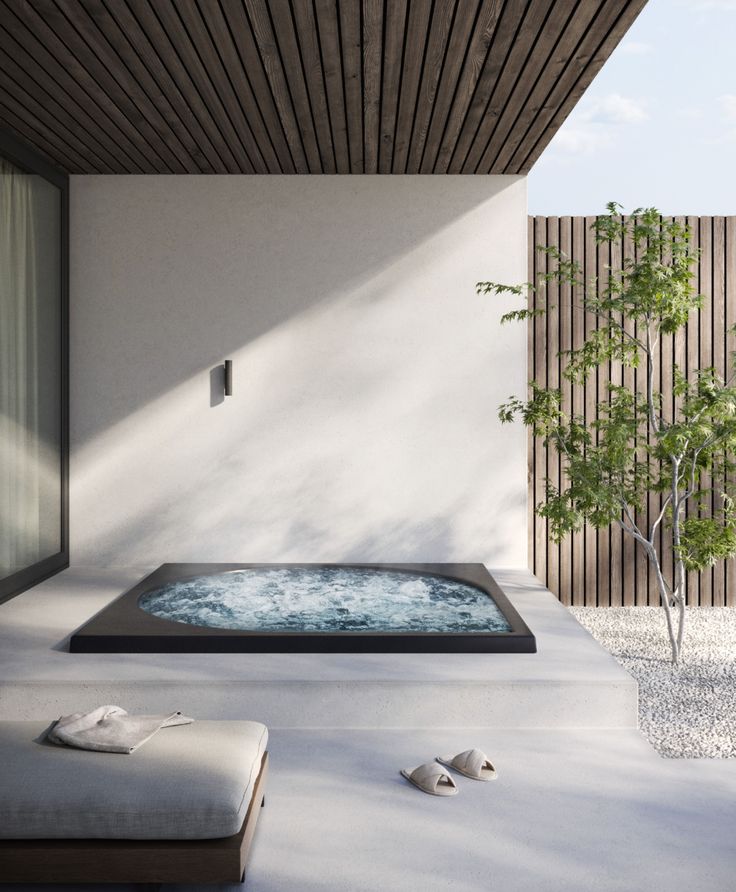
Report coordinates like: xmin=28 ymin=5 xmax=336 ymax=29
xmin=0 ymin=568 xmax=637 ymax=729
xmin=0 ymin=677 xmax=637 ymax=729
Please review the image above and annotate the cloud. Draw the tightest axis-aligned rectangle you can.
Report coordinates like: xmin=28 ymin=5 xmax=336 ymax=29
xmin=589 ymin=94 xmax=648 ymax=124
xmin=547 ymin=93 xmax=648 ymax=155
xmin=551 ymin=126 xmax=608 ymax=155
xmin=618 ymin=40 xmax=653 ymax=55
xmin=719 ymin=94 xmax=736 ymax=119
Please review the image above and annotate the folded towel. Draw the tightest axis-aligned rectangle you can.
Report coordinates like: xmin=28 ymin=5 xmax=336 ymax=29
xmin=46 ymin=705 xmax=194 ymax=754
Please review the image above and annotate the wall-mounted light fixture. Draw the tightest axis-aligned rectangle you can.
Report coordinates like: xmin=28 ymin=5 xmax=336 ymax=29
xmin=224 ymin=359 xmax=233 ymax=396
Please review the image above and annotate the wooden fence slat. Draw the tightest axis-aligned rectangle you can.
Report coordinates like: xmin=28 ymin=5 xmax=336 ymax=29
xmin=621 ymin=218 xmax=637 ymax=606
xmin=571 ymin=216 xmax=586 ymax=606
xmin=546 ymin=217 xmax=561 ymax=600
xmin=726 ymin=217 xmax=736 ymax=606
xmin=608 ymin=223 xmax=623 ymax=607
xmin=528 ymin=216 xmax=535 ymax=572
xmin=686 ymin=217 xmax=702 ymax=606
xmin=558 ymin=217 xmax=573 ymax=606
xmin=713 ymin=217 xmax=727 ymax=607
xmin=533 ymin=217 xmax=548 ymax=586
xmin=699 ymin=218 xmax=714 ymax=607
xmin=659 ymin=218 xmax=675 ymax=607
xmin=646 ymin=218 xmax=665 ymax=607
xmin=596 ymin=231 xmax=611 ymax=607
xmin=528 ymin=215 xmax=736 ymax=607
xmin=633 ymin=218 xmax=649 ymax=605
xmin=583 ymin=216 xmax=598 ymax=605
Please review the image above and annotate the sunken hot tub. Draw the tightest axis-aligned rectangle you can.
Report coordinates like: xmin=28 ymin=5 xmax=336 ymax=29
xmin=69 ymin=563 xmax=536 ymax=654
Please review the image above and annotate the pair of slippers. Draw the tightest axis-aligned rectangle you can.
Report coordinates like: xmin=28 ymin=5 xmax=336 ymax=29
xmin=400 ymin=748 xmax=497 ymax=796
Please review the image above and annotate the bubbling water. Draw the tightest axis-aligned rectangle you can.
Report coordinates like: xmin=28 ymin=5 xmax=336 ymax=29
xmin=138 ymin=567 xmax=512 ymax=634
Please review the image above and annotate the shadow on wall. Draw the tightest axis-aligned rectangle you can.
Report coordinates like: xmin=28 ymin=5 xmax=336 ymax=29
xmin=71 ymin=176 xmax=517 ymax=445
xmin=70 ymin=176 xmax=527 ymax=566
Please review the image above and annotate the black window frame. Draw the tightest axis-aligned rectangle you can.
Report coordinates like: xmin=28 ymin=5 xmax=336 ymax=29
xmin=0 ymin=127 xmax=69 ymax=604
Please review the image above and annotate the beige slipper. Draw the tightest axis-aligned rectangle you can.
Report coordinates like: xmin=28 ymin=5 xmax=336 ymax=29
xmin=400 ymin=762 xmax=459 ymax=796
xmin=437 ymin=748 xmax=497 ymax=781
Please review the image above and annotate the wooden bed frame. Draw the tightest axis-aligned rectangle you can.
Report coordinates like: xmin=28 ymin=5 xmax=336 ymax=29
xmin=0 ymin=751 xmax=268 ymax=886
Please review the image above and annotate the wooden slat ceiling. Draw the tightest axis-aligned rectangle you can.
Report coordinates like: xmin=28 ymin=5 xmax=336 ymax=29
xmin=0 ymin=0 xmax=647 ymax=175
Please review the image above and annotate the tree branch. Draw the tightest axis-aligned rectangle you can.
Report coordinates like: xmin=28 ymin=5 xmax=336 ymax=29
xmin=572 ymin=304 xmax=647 ymax=350
xmin=619 ymin=501 xmax=649 ymax=548
xmin=650 ymin=493 xmax=673 ymax=538
xmin=616 ymin=517 xmax=652 ymax=551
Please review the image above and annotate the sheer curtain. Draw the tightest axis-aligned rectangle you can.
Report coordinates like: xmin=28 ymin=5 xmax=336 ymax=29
xmin=0 ymin=156 xmax=61 ymax=577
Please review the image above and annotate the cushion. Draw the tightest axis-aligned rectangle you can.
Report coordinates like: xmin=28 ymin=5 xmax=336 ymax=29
xmin=0 ymin=719 xmax=267 ymax=840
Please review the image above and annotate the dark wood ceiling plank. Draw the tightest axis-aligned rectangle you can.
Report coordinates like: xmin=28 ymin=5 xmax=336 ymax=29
xmin=444 ymin=1 xmax=537 ymax=173
xmin=0 ymin=0 xmax=153 ymax=172
xmin=6 ymin=0 xmax=175 ymax=172
xmin=391 ymin=0 xmax=432 ymax=174
xmin=511 ymin=0 xmax=649 ymax=174
xmin=377 ymin=0 xmax=407 ymax=174
xmin=175 ymin=0 xmax=273 ymax=172
xmin=313 ymin=0 xmax=350 ymax=173
xmin=478 ymin=1 xmax=603 ymax=173
xmin=405 ymin=0 xmax=457 ymax=174
xmin=138 ymin=0 xmax=256 ymax=172
xmin=79 ymin=0 xmax=209 ymax=172
xmin=337 ymin=0 xmax=363 ymax=173
xmin=0 ymin=50 xmax=121 ymax=173
xmin=0 ymin=94 xmax=98 ymax=173
xmin=291 ymin=0 xmax=336 ymax=173
xmin=103 ymin=0 xmax=227 ymax=172
xmin=0 ymin=103 xmax=81 ymax=172
xmin=203 ymin=0 xmax=295 ymax=173
xmin=192 ymin=0 xmax=283 ymax=173
xmin=419 ymin=0 xmax=482 ymax=173
xmin=244 ymin=0 xmax=313 ymax=173
xmin=50 ymin=0 xmax=193 ymax=173
xmin=455 ymin=0 xmax=555 ymax=173
xmin=0 ymin=0 xmax=646 ymax=176
xmin=0 ymin=65 xmax=111 ymax=172
xmin=261 ymin=1 xmax=323 ymax=172
xmin=431 ymin=0 xmax=502 ymax=173
xmin=361 ymin=0 xmax=383 ymax=174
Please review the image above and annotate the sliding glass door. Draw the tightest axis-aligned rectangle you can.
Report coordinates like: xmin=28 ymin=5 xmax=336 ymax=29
xmin=0 ymin=131 xmax=68 ymax=602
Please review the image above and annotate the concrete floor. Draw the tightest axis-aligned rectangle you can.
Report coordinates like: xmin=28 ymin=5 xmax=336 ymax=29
xmin=0 ymin=567 xmax=636 ymax=729
xmin=3 ymin=728 xmax=735 ymax=891
xmin=1 ymin=567 xmax=734 ymax=890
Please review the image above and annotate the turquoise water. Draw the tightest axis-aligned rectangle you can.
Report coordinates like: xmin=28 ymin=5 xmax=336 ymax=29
xmin=138 ymin=567 xmax=512 ymax=634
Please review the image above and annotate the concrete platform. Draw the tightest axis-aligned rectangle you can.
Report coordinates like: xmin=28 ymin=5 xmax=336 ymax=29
xmin=2 ymin=727 xmax=735 ymax=892
xmin=2 ymin=569 xmax=733 ymax=890
xmin=0 ymin=567 xmax=636 ymax=729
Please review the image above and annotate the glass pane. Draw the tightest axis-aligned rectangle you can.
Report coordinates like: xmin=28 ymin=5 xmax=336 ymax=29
xmin=0 ymin=156 xmax=62 ymax=578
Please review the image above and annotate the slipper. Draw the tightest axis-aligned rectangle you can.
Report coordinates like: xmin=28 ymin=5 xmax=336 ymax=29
xmin=400 ymin=762 xmax=459 ymax=796
xmin=437 ymin=748 xmax=497 ymax=781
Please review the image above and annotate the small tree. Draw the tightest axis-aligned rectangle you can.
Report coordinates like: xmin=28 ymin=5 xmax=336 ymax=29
xmin=478 ymin=204 xmax=736 ymax=663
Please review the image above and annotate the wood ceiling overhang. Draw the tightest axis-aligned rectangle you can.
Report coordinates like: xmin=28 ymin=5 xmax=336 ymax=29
xmin=0 ymin=0 xmax=647 ymax=175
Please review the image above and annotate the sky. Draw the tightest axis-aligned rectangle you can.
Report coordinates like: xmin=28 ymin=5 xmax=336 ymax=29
xmin=527 ymin=0 xmax=736 ymax=216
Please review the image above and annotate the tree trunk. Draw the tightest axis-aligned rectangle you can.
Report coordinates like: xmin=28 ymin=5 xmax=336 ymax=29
xmin=651 ymin=547 xmax=680 ymax=663
xmin=668 ymin=459 xmax=685 ymax=664
xmin=675 ymin=590 xmax=686 ymax=661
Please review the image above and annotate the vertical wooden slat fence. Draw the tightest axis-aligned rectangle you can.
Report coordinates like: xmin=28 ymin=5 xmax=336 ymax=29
xmin=528 ymin=215 xmax=736 ymax=607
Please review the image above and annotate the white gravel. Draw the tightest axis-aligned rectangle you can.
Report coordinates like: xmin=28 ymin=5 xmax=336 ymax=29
xmin=570 ymin=607 xmax=736 ymax=758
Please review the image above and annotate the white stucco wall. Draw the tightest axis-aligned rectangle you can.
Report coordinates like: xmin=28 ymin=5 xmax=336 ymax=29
xmin=69 ymin=175 xmax=527 ymax=567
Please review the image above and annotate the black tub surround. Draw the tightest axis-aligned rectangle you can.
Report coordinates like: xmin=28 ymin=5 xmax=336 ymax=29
xmin=70 ymin=563 xmax=536 ymax=654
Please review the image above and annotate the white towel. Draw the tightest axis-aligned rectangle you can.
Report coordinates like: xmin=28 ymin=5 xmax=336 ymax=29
xmin=46 ymin=705 xmax=194 ymax=754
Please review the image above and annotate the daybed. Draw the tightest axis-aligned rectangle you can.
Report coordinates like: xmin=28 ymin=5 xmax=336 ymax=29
xmin=0 ymin=719 xmax=268 ymax=886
